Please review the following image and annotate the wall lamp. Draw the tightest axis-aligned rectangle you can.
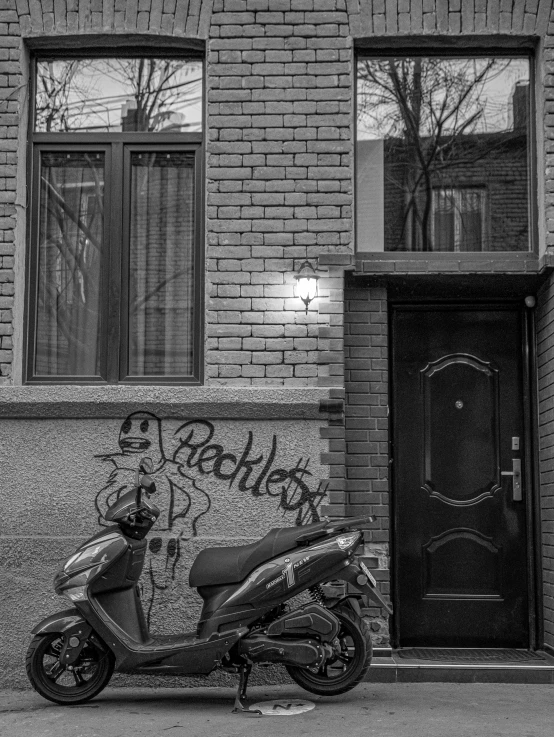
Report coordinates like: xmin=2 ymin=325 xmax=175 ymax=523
xmin=294 ymin=260 xmax=320 ymax=313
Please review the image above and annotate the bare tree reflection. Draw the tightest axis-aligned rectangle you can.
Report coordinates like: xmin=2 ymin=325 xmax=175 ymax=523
xmin=357 ymin=58 xmax=526 ymax=251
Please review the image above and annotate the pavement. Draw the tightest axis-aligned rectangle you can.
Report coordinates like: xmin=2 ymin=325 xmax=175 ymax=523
xmin=1 ymin=682 xmax=554 ymax=737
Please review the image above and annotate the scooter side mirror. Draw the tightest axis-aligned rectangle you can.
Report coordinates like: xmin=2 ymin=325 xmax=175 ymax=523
xmin=141 ymin=475 xmax=156 ymax=494
xmin=139 ymin=457 xmax=154 ymax=474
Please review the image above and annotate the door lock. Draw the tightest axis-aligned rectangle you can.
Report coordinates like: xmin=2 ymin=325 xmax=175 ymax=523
xmin=501 ymin=458 xmax=522 ymax=501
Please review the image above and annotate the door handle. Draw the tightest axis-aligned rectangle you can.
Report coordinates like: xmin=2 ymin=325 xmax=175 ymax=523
xmin=501 ymin=459 xmax=522 ymax=501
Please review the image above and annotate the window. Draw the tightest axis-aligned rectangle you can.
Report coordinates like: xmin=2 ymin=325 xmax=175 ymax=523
xmin=356 ymin=55 xmax=531 ymax=253
xmin=26 ymin=56 xmax=204 ymax=383
xmin=432 ymin=188 xmax=486 ymax=252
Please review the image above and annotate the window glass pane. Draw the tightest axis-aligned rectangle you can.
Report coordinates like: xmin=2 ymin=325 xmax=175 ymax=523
xmin=128 ymin=151 xmax=195 ymax=377
xmin=356 ymin=57 xmax=530 ymax=252
xmin=35 ymin=58 xmax=202 ymax=133
xmin=432 ymin=187 xmax=486 ymax=252
xmin=35 ymin=152 xmax=104 ymax=376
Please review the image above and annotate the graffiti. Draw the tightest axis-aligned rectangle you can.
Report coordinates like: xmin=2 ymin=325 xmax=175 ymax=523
xmin=95 ymin=411 xmax=211 ymax=624
xmin=95 ymin=412 xmax=326 ymax=626
xmin=173 ymin=420 xmax=325 ymax=525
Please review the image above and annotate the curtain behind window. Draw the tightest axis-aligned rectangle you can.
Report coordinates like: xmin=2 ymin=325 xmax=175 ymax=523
xmin=35 ymin=152 xmax=104 ymax=376
xmin=128 ymin=151 xmax=195 ymax=376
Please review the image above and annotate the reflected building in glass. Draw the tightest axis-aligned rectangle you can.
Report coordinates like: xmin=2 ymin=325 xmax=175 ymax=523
xmin=356 ymin=57 xmax=530 ymax=253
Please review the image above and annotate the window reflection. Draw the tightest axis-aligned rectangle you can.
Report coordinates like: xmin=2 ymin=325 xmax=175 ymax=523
xmin=35 ymin=152 xmax=104 ymax=376
xmin=356 ymin=57 xmax=530 ymax=252
xmin=35 ymin=58 xmax=202 ymax=133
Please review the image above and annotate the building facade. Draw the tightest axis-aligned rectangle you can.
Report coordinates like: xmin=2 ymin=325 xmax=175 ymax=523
xmin=1 ymin=0 xmax=554 ymax=686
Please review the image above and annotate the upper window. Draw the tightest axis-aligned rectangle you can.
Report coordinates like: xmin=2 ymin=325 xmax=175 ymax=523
xmin=26 ymin=56 xmax=203 ymax=384
xmin=35 ymin=58 xmax=202 ymax=133
xmin=356 ymin=55 xmax=531 ymax=253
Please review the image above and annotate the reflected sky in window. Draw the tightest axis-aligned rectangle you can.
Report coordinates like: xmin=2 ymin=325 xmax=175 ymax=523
xmin=36 ymin=58 xmax=202 ymax=133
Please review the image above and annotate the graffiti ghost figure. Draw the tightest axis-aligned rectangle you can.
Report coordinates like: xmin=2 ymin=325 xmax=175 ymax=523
xmin=95 ymin=411 xmax=211 ymax=625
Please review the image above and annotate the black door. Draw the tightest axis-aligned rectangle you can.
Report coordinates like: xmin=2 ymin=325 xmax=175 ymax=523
xmin=392 ymin=305 xmax=530 ymax=647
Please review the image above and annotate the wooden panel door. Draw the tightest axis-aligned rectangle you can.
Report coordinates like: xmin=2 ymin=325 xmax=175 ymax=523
xmin=392 ymin=305 xmax=529 ymax=647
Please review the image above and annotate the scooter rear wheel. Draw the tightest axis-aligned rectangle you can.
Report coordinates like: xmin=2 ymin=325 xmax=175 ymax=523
xmin=285 ymin=604 xmax=372 ymax=696
xmin=26 ymin=632 xmax=114 ymax=705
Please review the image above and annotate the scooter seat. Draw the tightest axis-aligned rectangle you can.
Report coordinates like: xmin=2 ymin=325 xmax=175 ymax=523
xmin=189 ymin=521 xmax=328 ymax=588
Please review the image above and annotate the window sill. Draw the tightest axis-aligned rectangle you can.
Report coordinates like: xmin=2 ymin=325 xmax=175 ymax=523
xmin=352 ymin=251 xmax=553 ymax=275
xmin=0 ymin=386 xmax=331 ymax=419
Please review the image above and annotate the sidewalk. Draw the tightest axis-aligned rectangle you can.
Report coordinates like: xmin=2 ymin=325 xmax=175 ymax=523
xmin=1 ymin=682 xmax=553 ymax=737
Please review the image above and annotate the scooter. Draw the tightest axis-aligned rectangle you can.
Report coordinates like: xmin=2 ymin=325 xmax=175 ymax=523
xmin=26 ymin=457 xmax=392 ymax=712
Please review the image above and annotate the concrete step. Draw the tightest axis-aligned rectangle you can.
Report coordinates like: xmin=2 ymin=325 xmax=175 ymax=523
xmin=366 ymin=649 xmax=554 ymax=683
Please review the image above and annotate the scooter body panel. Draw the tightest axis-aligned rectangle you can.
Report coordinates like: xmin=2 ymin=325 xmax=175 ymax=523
xmin=195 ymin=533 xmax=359 ymax=639
xmin=46 ymin=511 xmax=376 ymax=677
xmin=72 ymin=598 xmax=249 ymax=674
xmin=53 ymin=527 xmax=250 ymax=674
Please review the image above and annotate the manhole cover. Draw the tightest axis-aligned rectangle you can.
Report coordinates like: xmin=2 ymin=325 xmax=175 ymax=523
xmin=249 ymin=699 xmax=315 ymax=716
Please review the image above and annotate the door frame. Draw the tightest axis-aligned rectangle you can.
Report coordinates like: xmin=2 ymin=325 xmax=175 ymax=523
xmin=388 ymin=298 xmax=542 ymax=650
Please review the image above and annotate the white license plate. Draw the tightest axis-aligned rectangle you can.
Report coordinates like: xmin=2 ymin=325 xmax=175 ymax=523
xmin=360 ymin=560 xmax=377 ymax=587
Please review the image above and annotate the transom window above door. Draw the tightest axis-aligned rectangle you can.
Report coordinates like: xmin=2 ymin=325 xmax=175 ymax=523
xmin=356 ymin=55 xmax=531 ymax=253
xmin=26 ymin=55 xmax=204 ymax=385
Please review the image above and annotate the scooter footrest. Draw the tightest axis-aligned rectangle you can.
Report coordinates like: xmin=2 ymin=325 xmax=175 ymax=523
xmin=148 ymin=633 xmax=197 ymax=649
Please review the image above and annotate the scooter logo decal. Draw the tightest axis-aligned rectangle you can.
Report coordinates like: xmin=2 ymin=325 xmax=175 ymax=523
xmin=266 ymin=572 xmax=286 ymax=590
xmin=284 ymin=558 xmax=295 ymax=588
xmin=266 ymin=556 xmax=310 ymax=590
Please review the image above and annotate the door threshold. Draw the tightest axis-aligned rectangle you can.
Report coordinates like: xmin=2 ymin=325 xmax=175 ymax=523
xmin=366 ymin=649 xmax=554 ymax=683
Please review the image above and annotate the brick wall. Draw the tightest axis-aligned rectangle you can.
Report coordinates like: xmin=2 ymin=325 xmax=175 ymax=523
xmin=0 ymin=2 xmax=18 ymax=380
xmin=206 ymin=0 xmax=353 ymax=386
xmin=0 ymin=0 xmax=549 ymax=386
xmin=346 ymin=0 xmax=552 ymax=36
xmin=343 ymin=282 xmax=390 ymax=643
xmin=0 ymin=0 xmax=553 ymax=651
xmin=537 ymin=273 xmax=554 ymax=650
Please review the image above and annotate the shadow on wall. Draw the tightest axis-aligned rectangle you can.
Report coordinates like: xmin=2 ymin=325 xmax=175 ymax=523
xmin=94 ymin=412 xmax=327 ymax=626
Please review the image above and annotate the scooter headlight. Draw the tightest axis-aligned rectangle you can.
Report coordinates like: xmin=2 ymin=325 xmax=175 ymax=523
xmin=62 ymin=586 xmax=86 ymax=602
xmin=64 ymin=552 xmax=83 ymax=571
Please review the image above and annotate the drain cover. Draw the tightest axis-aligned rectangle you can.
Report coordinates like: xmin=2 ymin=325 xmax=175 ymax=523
xmin=397 ymin=648 xmax=546 ymax=663
xmin=249 ymin=699 xmax=315 ymax=716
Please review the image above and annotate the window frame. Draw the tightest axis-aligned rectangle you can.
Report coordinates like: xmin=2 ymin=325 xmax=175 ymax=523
xmin=25 ymin=53 xmax=205 ymax=386
xmin=354 ymin=47 xmax=536 ymax=257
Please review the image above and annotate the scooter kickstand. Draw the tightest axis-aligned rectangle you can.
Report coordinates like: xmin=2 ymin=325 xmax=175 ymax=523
xmin=232 ymin=664 xmax=262 ymax=715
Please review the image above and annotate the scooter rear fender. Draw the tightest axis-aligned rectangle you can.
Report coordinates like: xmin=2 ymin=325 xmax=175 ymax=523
xmin=336 ymin=562 xmax=393 ymax=615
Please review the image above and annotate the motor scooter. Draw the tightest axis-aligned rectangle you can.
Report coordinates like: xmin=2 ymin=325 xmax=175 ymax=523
xmin=26 ymin=457 xmax=391 ymax=712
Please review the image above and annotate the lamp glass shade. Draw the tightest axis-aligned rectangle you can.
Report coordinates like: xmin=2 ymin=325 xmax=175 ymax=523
xmin=297 ymin=276 xmax=318 ymax=303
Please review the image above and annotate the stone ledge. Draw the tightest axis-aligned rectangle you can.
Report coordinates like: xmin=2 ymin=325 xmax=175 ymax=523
xmin=354 ymin=251 xmax=553 ymax=275
xmin=0 ymin=386 xmax=331 ymax=420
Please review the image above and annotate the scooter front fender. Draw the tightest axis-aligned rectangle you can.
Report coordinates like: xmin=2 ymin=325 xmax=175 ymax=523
xmin=32 ymin=609 xmax=98 ymax=666
xmin=31 ymin=608 xmax=85 ymax=635
xmin=337 ymin=562 xmax=393 ymax=615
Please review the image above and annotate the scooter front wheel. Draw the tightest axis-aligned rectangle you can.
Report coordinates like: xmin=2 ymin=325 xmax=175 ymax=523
xmin=26 ymin=632 xmax=114 ymax=705
xmin=285 ymin=604 xmax=372 ymax=696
